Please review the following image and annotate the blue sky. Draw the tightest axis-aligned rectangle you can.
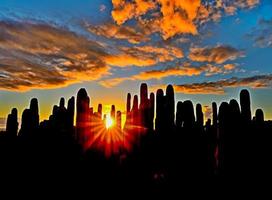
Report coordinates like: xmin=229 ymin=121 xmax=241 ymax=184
xmin=0 ymin=0 xmax=272 ymax=129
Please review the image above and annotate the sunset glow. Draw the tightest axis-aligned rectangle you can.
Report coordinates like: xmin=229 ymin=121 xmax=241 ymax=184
xmin=0 ymin=0 xmax=272 ymax=125
xmin=105 ymin=115 xmax=114 ymax=129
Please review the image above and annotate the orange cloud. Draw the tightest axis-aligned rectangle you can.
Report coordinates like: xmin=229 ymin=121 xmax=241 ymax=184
xmin=111 ymin=0 xmax=156 ymax=25
xmin=158 ymin=0 xmax=200 ymax=39
xmin=189 ymin=45 xmax=244 ymax=64
xmin=87 ymin=23 xmax=150 ymax=44
xmin=224 ymin=63 xmax=236 ymax=71
xmin=0 ymin=21 xmax=110 ymax=91
xmin=0 ymin=21 xmax=186 ymax=91
xmin=99 ymin=63 xmax=236 ymax=87
xmin=104 ymin=45 xmax=183 ymax=67
xmin=99 ymin=67 xmax=204 ymax=87
xmin=111 ymin=0 xmax=201 ymax=39
xmin=170 ymin=74 xmax=272 ymax=95
xmin=111 ymin=0 xmax=260 ymax=40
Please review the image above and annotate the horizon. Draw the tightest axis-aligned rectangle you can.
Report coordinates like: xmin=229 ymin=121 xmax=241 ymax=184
xmin=0 ymin=83 xmax=270 ymax=131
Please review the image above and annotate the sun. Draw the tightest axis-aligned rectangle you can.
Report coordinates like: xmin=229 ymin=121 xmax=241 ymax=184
xmin=106 ymin=115 xmax=114 ymax=129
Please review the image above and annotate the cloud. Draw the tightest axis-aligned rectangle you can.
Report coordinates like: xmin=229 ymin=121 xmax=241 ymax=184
xmin=218 ymin=0 xmax=259 ymax=15
xmin=223 ymin=63 xmax=236 ymax=71
xmin=99 ymin=63 xmax=236 ymax=87
xmin=0 ymin=21 xmax=110 ymax=91
xmin=86 ymin=23 xmax=150 ymax=44
xmin=188 ymin=45 xmax=244 ymax=64
xmin=111 ymin=0 xmax=201 ymax=39
xmin=104 ymin=45 xmax=183 ymax=67
xmin=249 ymin=18 xmax=272 ymax=48
xmin=100 ymin=4 xmax=106 ymax=12
xmin=100 ymin=66 xmax=204 ymax=87
xmin=234 ymin=0 xmax=259 ymax=9
xmin=111 ymin=0 xmax=157 ymax=25
xmin=0 ymin=20 xmax=186 ymax=91
xmin=171 ymin=74 xmax=272 ymax=94
xmin=110 ymin=0 xmax=260 ymax=40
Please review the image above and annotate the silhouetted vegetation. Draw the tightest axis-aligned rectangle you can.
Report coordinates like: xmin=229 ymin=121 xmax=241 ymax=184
xmin=1 ymin=83 xmax=272 ymax=194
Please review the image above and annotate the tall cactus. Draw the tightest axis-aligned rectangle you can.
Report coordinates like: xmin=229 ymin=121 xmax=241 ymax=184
xmin=176 ymin=101 xmax=183 ymax=128
xmin=155 ymin=89 xmax=164 ymax=132
xmin=76 ymin=88 xmax=90 ymax=145
xmin=111 ymin=105 xmax=116 ymax=121
xmin=59 ymin=97 xmax=65 ymax=108
xmin=30 ymin=98 xmax=39 ymax=129
xmin=67 ymin=96 xmax=75 ymax=128
xmin=229 ymin=99 xmax=240 ymax=123
xmin=196 ymin=103 xmax=204 ymax=127
xmin=183 ymin=100 xmax=195 ymax=128
xmin=117 ymin=111 xmax=122 ymax=129
xmin=166 ymin=85 xmax=175 ymax=128
xmin=19 ymin=98 xmax=40 ymax=137
xmin=240 ymin=89 xmax=251 ymax=123
xmin=148 ymin=92 xmax=155 ymax=130
xmin=98 ymin=104 xmax=102 ymax=119
xmin=212 ymin=102 xmax=217 ymax=126
xmin=6 ymin=108 xmax=18 ymax=137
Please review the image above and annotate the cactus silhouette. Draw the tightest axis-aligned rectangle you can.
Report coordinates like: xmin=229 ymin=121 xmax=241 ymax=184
xmin=240 ymin=89 xmax=251 ymax=123
xmin=196 ymin=103 xmax=204 ymax=127
xmin=111 ymin=105 xmax=116 ymax=121
xmin=176 ymin=101 xmax=183 ymax=128
xmin=1 ymin=83 xmax=272 ymax=190
xmin=182 ymin=100 xmax=195 ymax=128
xmin=212 ymin=102 xmax=217 ymax=126
xmin=6 ymin=108 xmax=18 ymax=137
xmin=117 ymin=111 xmax=122 ymax=129
xmin=255 ymin=109 xmax=264 ymax=123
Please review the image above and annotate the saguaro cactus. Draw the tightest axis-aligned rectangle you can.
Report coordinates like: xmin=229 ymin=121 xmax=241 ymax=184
xmin=240 ymin=89 xmax=251 ymax=123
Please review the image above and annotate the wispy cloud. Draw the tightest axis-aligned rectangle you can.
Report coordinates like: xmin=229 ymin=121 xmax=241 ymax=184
xmin=248 ymin=18 xmax=272 ymax=48
xmin=86 ymin=23 xmax=150 ymax=44
xmin=169 ymin=74 xmax=272 ymax=95
xmin=189 ymin=45 xmax=244 ymax=64
xmin=99 ymin=4 xmax=106 ymax=12
xmin=99 ymin=63 xmax=237 ymax=87
xmin=104 ymin=45 xmax=183 ymax=67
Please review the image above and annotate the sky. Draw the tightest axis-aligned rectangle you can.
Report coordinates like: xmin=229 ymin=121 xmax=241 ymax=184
xmin=0 ymin=0 xmax=272 ymax=129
